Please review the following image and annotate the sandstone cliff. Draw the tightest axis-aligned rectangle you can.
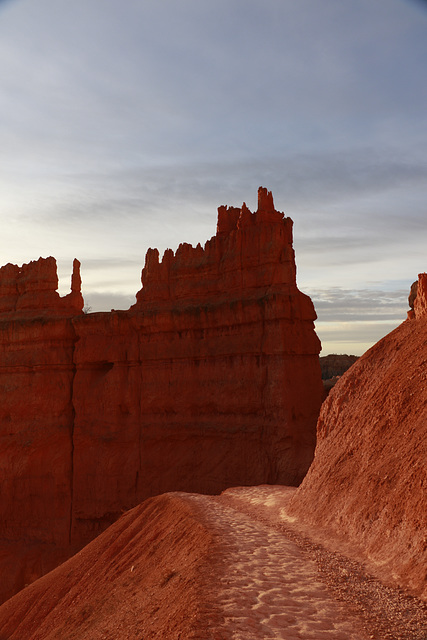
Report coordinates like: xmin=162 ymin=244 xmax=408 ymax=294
xmin=0 ymin=257 xmax=84 ymax=601
xmin=0 ymin=256 xmax=83 ymax=317
xmin=288 ymin=273 xmax=427 ymax=599
xmin=0 ymin=188 xmax=323 ymax=602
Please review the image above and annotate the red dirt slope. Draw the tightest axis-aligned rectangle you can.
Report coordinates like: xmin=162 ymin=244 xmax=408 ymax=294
xmin=0 ymin=493 xmax=216 ymax=640
xmin=1 ymin=487 xmax=426 ymax=640
xmin=289 ymin=275 xmax=427 ymax=600
xmin=0 ymin=490 xmax=374 ymax=640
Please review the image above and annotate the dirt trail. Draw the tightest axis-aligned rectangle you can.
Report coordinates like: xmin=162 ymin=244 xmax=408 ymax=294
xmin=188 ymin=491 xmax=368 ymax=639
xmin=190 ymin=486 xmax=427 ymax=640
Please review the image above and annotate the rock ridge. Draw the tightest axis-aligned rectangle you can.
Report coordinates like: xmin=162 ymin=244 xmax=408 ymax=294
xmin=289 ymin=275 xmax=427 ymax=599
xmin=409 ymin=272 xmax=427 ymax=319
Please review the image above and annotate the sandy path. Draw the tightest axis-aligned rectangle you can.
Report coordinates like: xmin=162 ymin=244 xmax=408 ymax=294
xmin=216 ymin=486 xmax=427 ymax=640
xmin=186 ymin=491 xmax=370 ymax=640
xmin=184 ymin=486 xmax=426 ymax=640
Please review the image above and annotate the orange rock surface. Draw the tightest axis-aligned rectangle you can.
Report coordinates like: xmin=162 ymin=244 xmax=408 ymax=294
xmin=70 ymin=188 xmax=322 ymax=547
xmin=288 ymin=273 xmax=427 ymax=599
xmin=0 ymin=188 xmax=323 ymax=602
xmin=0 ymin=256 xmax=83 ymax=317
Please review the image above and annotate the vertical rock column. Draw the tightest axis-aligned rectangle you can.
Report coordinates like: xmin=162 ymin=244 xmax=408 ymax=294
xmin=70 ymin=188 xmax=323 ymax=545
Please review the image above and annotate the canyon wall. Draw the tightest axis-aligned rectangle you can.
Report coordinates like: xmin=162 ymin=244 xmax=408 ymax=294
xmin=0 ymin=188 xmax=323 ymax=602
xmin=288 ymin=273 xmax=427 ymax=599
xmin=0 ymin=258 xmax=84 ymax=601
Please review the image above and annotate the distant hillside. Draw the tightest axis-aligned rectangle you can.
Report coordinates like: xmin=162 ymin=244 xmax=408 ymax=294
xmin=319 ymin=353 xmax=359 ymax=380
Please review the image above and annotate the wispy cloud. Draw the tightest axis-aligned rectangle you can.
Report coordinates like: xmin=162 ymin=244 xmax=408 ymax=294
xmin=307 ymin=286 xmax=410 ymax=322
xmin=0 ymin=0 xmax=426 ymax=355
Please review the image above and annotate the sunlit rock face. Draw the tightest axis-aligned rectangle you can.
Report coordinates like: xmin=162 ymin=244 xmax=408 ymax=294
xmin=0 ymin=188 xmax=323 ymax=602
xmin=413 ymin=272 xmax=427 ymax=319
xmin=289 ymin=274 xmax=427 ymax=600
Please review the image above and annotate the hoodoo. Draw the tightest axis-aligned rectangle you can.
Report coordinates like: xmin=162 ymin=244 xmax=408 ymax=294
xmin=0 ymin=188 xmax=323 ymax=602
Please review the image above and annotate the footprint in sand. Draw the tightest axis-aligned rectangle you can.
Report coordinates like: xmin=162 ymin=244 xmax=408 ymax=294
xmin=187 ymin=493 xmax=370 ymax=640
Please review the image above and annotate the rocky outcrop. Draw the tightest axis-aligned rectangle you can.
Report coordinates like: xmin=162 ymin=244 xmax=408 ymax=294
xmin=0 ymin=257 xmax=83 ymax=317
xmin=288 ymin=273 xmax=427 ymax=599
xmin=407 ymin=272 xmax=427 ymax=319
xmin=70 ymin=188 xmax=322 ymax=545
xmin=0 ymin=188 xmax=323 ymax=602
xmin=413 ymin=272 xmax=427 ymax=319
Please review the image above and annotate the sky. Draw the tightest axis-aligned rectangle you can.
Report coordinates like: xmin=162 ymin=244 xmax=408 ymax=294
xmin=0 ymin=0 xmax=426 ymax=355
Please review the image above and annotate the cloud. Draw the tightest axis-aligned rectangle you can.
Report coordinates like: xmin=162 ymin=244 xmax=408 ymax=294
xmin=307 ymin=284 xmax=411 ymax=355
xmin=315 ymin=319 xmax=402 ymax=356
xmin=307 ymin=286 xmax=410 ymax=322
xmin=0 ymin=0 xmax=426 ymax=356
xmin=3 ymin=146 xmax=425 ymax=295
xmin=81 ymin=291 xmax=136 ymax=313
xmin=1 ymin=0 xmax=426 ymax=167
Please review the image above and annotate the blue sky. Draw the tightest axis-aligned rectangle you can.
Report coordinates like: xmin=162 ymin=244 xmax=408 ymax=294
xmin=0 ymin=0 xmax=426 ymax=354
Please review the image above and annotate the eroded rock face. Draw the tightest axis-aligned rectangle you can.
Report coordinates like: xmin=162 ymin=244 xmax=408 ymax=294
xmin=289 ymin=274 xmax=427 ymax=599
xmin=407 ymin=272 xmax=427 ymax=320
xmin=70 ymin=188 xmax=322 ymax=545
xmin=413 ymin=272 xmax=427 ymax=319
xmin=0 ymin=262 xmax=84 ymax=526
xmin=0 ymin=258 xmax=84 ymax=601
xmin=0 ymin=257 xmax=83 ymax=317
xmin=0 ymin=188 xmax=323 ymax=602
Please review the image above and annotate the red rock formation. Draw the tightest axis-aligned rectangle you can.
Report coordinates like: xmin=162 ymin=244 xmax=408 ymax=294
xmin=414 ymin=272 xmax=427 ymax=319
xmin=0 ymin=259 xmax=84 ymax=601
xmin=0 ymin=188 xmax=323 ymax=602
xmin=0 ymin=257 xmax=83 ymax=317
xmin=288 ymin=273 xmax=427 ymax=599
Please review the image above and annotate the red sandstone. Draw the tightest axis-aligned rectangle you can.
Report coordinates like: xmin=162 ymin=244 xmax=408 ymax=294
xmin=288 ymin=272 xmax=427 ymax=600
xmin=0 ymin=187 xmax=323 ymax=602
xmin=0 ymin=206 xmax=425 ymax=635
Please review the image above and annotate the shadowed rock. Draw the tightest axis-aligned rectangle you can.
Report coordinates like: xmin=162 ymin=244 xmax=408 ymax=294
xmin=0 ymin=188 xmax=323 ymax=603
